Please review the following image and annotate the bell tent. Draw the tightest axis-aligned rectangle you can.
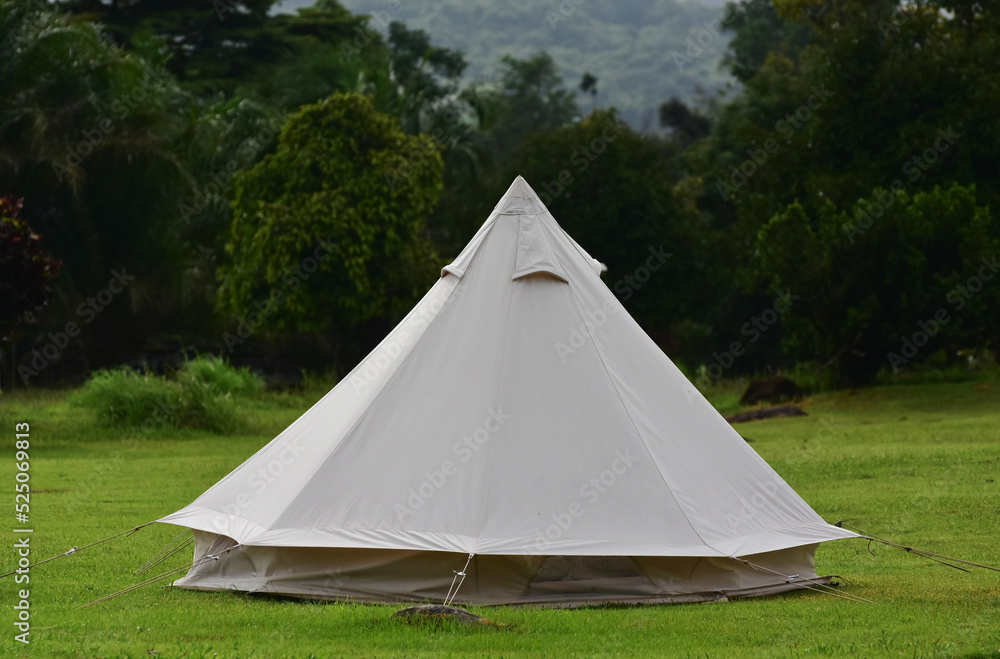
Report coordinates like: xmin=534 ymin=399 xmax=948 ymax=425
xmin=160 ymin=176 xmax=857 ymax=605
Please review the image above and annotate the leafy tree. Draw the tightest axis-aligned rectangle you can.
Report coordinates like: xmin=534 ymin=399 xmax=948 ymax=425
xmin=659 ymin=97 xmax=711 ymax=147
xmin=1 ymin=0 xmax=199 ymax=367
xmin=0 ymin=196 xmax=61 ymax=390
xmin=56 ymin=0 xmax=367 ymax=100
xmin=230 ymin=0 xmax=372 ymax=109
xmin=757 ymin=184 xmax=1000 ymax=385
xmin=490 ymin=52 xmax=579 ymax=149
xmin=720 ymin=0 xmax=810 ymax=82
xmin=700 ymin=0 xmax=1000 ymax=225
xmin=1 ymin=1 xmax=291 ymax=377
xmin=218 ymin=93 xmax=444 ymax=363
xmin=55 ymin=0 xmax=275 ymax=95
xmin=679 ymin=0 xmax=1000 ymax=380
xmin=386 ymin=20 xmax=467 ymax=133
xmin=0 ymin=197 xmax=61 ymax=339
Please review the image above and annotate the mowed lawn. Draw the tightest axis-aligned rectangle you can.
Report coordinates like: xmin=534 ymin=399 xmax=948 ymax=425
xmin=1 ymin=379 xmax=998 ymax=658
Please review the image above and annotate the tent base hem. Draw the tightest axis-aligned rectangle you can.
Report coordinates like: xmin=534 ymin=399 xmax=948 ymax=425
xmin=172 ymin=576 xmax=838 ymax=608
xmin=169 ymin=532 xmax=835 ymax=606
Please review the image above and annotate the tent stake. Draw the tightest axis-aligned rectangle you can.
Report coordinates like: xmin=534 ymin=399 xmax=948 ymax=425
xmin=443 ymin=553 xmax=475 ymax=606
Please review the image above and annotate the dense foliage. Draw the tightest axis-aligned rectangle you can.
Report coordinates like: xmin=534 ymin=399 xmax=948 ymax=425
xmin=758 ymin=184 xmax=1000 ymax=385
xmin=0 ymin=197 xmax=61 ymax=344
xmin=218 ymin=93 xmax=444 ymax=355
xmin=70 ymin=355 xmax=263 ymax=433
xmin=5 ymin=0 xmax=999 ymax=388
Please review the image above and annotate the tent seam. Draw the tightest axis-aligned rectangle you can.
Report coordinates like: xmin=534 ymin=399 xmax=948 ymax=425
xmin=469 ymin=226 xmax=518 ymax=553
xmin=567 ymin=291 xmax=712 ymax=550
xmin=270 ymin=276 xmax=467 ymax=533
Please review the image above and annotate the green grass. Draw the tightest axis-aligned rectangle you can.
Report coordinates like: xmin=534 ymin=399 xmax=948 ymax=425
xmin=0 ymin=380 xmax=998 ymax=657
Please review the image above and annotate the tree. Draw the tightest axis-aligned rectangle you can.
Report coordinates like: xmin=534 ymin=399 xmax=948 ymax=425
xmin=490 ymin=52 xmax=579 ymax=148
xmin=679 ymin=0 xmax=1000 ymax=380
xmin=56 ymin=0 xmax=368 ymax=100
xmin=386 ymin=20 xmax=467 ymax=133
xmin=0 ymin=197 xmax=61 ymax=339
xmin=2 ymin=1 xmax=296 ymax=378
xmin=218 ymin=93 xmax=444 ymax=364
xmin=55 ymin=0 xmax=275 ymax=95
xmin=720 ymin=0 xmax=811 ymax=83
xmin=227 ymin=0 xmax=372 ymax=109
xmin=0 ymin=196 xmax=61 ymax=390
xmin=757 ymin=184 xmax=1000 ymax=385
xmin=1 ymin=0 xmax=199 ymax=369
xmin=659 ymin=97 xmax=711 ymax=147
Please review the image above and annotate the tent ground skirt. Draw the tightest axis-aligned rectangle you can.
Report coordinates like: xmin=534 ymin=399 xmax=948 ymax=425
xmin=172 ymin=532 xmax=828 ymax=606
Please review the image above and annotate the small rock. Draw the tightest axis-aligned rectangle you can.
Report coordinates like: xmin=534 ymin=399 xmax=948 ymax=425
xmin=394 ymin=604 xmax=490 ymax=625
xmin=739 ymin=376 xmax=803 ymax=406
xmin=726 ymin=405 xmax=808 ymax=424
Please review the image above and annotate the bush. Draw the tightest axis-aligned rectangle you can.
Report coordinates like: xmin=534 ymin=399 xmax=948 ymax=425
xmin=72 ymin=368 xmax=178 ymax=429
xmin=72 ymin=356 xmax=263 ymax=434
xmin=178 ymin=355 xmax=263 ymax=396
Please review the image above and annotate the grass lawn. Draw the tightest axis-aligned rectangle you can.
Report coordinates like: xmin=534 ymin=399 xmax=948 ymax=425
xmin=0 ymin=379 xmax=998 ymax=658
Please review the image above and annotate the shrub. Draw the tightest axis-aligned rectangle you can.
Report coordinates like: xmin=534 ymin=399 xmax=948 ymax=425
xmin=178 ymin=355 xmax=263 ymax=396
xmin=72 ymin=368 xmax=178 ymax=429
xmin=72 ymin=356 xmax=263 ymax=434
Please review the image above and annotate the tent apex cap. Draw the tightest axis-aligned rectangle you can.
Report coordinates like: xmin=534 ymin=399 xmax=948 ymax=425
xmin=493 ymin=176 xmax=548 ymax=216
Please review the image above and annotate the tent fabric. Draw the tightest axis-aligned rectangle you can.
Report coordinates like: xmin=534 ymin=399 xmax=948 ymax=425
xmin=173 ymin=531 xmax=828 ymax=606
xmin=161 ymin=176 xmax=856 ymax=604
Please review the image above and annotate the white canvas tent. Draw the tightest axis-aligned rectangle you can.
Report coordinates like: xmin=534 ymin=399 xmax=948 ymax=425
xmin=160 ymin=176 xmax=857 ymax=605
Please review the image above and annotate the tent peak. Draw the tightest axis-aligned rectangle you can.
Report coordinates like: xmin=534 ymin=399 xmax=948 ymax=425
xmin=494 ymin=176 xmax=547 ymax=216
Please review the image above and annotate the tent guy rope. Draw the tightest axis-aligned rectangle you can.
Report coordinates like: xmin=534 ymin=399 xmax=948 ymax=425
xmin=732 ymin=558 xmax=874 ymax=604
xmin=82 ymin=544 xmax=243 ymax=608
xmin=134 ymin=530 xmax=194 ymax=575
xmin=0 ymin=521 xmax=155 ymax=579
xmin=835 ymin=521 xmax=1000 ymax=573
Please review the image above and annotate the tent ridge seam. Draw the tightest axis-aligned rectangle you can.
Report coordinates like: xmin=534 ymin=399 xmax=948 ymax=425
xmin=273 ymin=277 xmax=466 ymax=530
xmin=567 ymin=291 xmax=712 ymax=549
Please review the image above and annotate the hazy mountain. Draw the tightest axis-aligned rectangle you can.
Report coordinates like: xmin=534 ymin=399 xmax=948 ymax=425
xmin=274 ymin=0 xmax=734 ymax=129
